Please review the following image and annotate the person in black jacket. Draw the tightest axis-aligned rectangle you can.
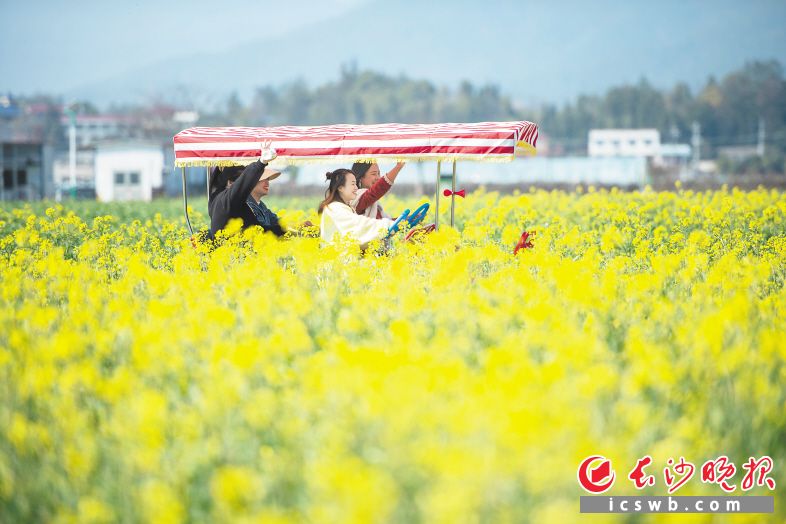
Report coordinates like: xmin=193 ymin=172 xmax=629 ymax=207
xmin=245 ymin=166 xmax=285 ymax=236
xmin=207 ymin=142 xmax=284 ymax=238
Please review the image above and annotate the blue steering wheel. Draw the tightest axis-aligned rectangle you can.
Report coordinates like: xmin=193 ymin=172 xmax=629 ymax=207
xmin=407 ymin=203 xmax=429 ymax=228
xmin=387 ymin=209 xmax=410 ymax=235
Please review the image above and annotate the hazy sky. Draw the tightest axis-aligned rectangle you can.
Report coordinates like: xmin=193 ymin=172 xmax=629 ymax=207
xmin=0 ymin=0 xmax=370 ymax=92
xmin=2 ymin=0 xmax=785 ymax=106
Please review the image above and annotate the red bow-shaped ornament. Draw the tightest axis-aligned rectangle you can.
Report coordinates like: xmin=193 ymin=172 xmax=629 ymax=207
xmin=443 ymin=189 xmax=466 ymax=198
xmin=514 ymin=230 xmax=535 ymax=254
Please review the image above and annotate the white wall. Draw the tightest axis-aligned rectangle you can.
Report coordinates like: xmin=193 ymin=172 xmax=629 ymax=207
xmin=287 ymin=157 xmax=648 ymax=187
xmin=588 ymin=129 xmax=661 ymax=161
xmin=460 ymin=156 xmax=648 ymax=186
xmin=95 ymin=145 xmax=164 ymax=201
xmin=53 ymin=150 xmax=95 ymax=186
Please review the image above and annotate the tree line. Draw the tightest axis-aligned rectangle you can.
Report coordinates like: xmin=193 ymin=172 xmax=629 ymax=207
xmin=203 ymin=60 xmax=786 ymax=172
xmin=207 ymin=64 xmax=520 ymax=130
xmin=538 ymin=61 xmax=785 ymax=163
xmin=5 ymin=61 xmax=785 ymax=173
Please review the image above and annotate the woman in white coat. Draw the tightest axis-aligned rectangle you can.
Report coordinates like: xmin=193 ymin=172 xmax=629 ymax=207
xmin=319 ymin=168 xmax=394 ymax=248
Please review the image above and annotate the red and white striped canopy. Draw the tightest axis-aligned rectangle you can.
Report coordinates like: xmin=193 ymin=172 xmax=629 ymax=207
xmin=173 ymin=121 xmax=538 ymax=167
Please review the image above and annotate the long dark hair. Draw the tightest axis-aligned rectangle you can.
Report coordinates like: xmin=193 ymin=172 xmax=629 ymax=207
xmin=318 ymin=168 xmax=353 ymax=213
xmin=351 ymin=162 xmax=372 ymax=185
xmin=208 ymin=165 xmax=244 ymax=201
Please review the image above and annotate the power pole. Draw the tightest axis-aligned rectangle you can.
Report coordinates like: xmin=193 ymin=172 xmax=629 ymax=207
xmin=757 ymin=117 xmax=765 ymax=157
xmin=691 ymin=121 xmax=701 ymax=174
xmin=65 ymin=105 xmax=77 ymax=198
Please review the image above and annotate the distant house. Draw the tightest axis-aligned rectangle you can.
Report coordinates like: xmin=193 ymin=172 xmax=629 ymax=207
xmin=53 ymin=148 xmax=96 ymax=194
xmin=1 ymin=104 xmax=57 ymax=200
xmin=0 ymin=141 xmax=53 ymax=201
xmin=588 ymin=129 xmax=662 ymax=162
xmin=659 ymin=143 xmax=692 ymax=171
xmin=94 ymin=141 xmax=164 ymax=202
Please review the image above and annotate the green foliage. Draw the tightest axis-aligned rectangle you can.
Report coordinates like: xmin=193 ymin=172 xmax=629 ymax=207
xmin=232 ymin=69 xmax=520 ymax=127
xmin=207 ymin=61 xmax=786 ymax=165
xmin=718 ymin=151 xmax=786 ymax=175
xmin=9 ymin=61 xmax=785 ymax=171
xmin=536 ymin=60 xmax=786 ymax=157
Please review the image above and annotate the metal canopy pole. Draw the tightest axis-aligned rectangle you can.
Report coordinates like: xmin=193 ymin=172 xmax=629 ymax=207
xmin=206 ymin=166 xmax=210 ymax=201
xmin=434 ymin=160 xmax=441 ymax=230
xmin=181 ymin=166 xmax=194 ymax=236
xmin=450 ymin=161 xmax=456 ymax=227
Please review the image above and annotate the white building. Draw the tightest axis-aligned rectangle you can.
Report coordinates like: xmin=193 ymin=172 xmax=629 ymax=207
xmin=53 ymin=149 xmax=95 ymax=188
xmin=588 ymin=129 xmax=662 ymax=162
xmin=94 ymin=141 xmax=164 ymax=201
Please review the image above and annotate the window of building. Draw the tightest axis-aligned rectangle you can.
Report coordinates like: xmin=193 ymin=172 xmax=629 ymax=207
xmin=595 ymin=140 xmax=605 ymax=147
xmin=629 ymin=139 xmax=637 ymax=146
xmin=17 ymin=170 xmax=26 ymax=186
xmin=115 ymin=172 xmax=125 ymax=185
xmin=3 ymin=170 xmax=12 ymax=189
xmin=129 ymin=172 xmax=140 ymax=185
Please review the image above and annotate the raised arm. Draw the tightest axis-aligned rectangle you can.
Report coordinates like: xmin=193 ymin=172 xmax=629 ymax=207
xmin=226 ymin=161 xmax=265 ymax=208
xmin=226 ymin=141 xmax=277 ymax=208
xmin=386 ymin=162 xmax=405 ymax=182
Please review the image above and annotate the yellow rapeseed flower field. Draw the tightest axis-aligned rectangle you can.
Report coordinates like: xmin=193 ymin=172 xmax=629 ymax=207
xmin=1 ymin=187 xmax=784 ymax=523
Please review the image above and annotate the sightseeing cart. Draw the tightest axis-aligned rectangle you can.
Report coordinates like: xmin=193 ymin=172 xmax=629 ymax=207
xmin=173 ymin=121 xmax=539 ymax=236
